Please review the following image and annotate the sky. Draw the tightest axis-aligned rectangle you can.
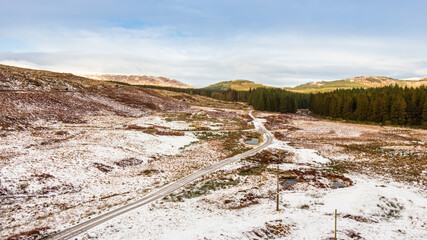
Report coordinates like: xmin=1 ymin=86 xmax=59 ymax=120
xmin=1 ymin=0 xmax=427 ymax=87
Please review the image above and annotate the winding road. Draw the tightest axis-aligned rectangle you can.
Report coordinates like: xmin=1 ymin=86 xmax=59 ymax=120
xmin=47 ymin=109 xmax=274 ymax=240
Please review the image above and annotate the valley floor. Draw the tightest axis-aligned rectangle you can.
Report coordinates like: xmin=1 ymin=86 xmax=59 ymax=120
xmin=1 ymin=108 xmax=426 ymax=239
xmin=71 ymin=112 xmax=427 ymax=240
xmin=0 ymin=105 xmax=253 ymax=239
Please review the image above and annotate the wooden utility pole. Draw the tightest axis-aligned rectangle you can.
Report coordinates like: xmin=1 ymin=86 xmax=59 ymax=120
xmin=334 ymin=209 xmax=337 ymax=240
xmin=276 ymin=165 xmax=280 ymax=211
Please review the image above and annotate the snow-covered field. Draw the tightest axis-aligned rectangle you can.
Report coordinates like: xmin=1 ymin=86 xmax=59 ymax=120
xmin=1 ymin=109 xmax=426 ymax=239
xmin=64 ymin=113 xmax=426 ymax=240
xmin=73 ymin=139 xmax=427 ymax=240
xmin=0 ymin=107 xmax=255 ymax=239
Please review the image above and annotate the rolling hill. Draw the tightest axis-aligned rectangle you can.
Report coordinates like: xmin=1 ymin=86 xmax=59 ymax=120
xmin=203 ymin=79 xmax=268 ymax=91
xmin=288 ymin=76 xmax=427 ymax=93
xmin=0 ymin=64 xmax=187 ymax=130
xmin=84 ymin=74 xmax=193 ymax=88
xmin=0 ymin=64 xmax=109 ymax=91
xmin=203 ymin=76 xmax=427 ymax=93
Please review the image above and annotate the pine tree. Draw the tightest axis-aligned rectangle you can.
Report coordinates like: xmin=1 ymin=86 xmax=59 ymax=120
xmin=423 ymin=96 xmax=427 ymax=126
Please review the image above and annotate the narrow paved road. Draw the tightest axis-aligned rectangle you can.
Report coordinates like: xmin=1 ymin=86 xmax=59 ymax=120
xmin=47 ymin=109 xmax=273 ymax=240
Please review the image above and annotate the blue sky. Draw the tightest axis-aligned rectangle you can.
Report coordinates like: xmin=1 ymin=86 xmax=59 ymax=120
xmin=1 ymin=0 xmax=427 ymax=87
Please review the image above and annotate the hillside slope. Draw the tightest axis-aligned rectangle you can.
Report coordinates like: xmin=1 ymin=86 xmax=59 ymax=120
xmin=290 ymin=76 xmax=427 ymax=93
xmin=85 ymin=74 xmax=193 ymax=88
xmin=0 ymin=65 xmax=187 ymax=130
xmin=0 ymin=64 xmax=109 ymax=91
xmin=203 ymin=79 xmax=268 ymax=91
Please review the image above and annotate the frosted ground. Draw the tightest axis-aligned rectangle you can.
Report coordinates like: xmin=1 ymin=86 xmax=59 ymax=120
xmin=0 ymin=106 xmax=253 ymax=239
xmin=72 ymin=112 xmax=426 ymax=240
xmin=1 ymin=108 xmax=426 ymax=239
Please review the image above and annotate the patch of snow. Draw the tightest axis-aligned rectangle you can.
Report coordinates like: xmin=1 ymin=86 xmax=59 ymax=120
xmin=268 ymin=140 xmax=331 ymax=165
xmin=129 ymin=116 xmax=192 ymax=130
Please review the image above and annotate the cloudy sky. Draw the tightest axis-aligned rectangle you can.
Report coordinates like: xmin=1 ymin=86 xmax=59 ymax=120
xmin=1 ymin=0 xmax=427 ymax=87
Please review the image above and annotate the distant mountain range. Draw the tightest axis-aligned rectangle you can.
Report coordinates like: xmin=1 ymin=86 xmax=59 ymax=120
xmin=288 ymin=76 xmax=427 ymax=93
xmin=84 ymin=74 xmax=193 ymax=88
xmin=1 ymin=63 xmax=426 ymax=93
xmin=203 ymin=76 xmax=427 ymax=93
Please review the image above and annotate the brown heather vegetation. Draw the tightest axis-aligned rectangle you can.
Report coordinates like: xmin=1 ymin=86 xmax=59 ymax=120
xmin=279 ymin=114 xmax=427 ymax=185
xmin=243 ymin=220 xmax=293 ymax=239
xmin=287 ymin=168 xmax=353 ymax=189
xmin=0 ymin=65 xmax=188 ymax=130
xmin=247 ymin=149 xmax=293 ymax=165
xmin=263 ymin=115 xmax=292 ymax=130
xmin=125 ymin=124 xmax=185 ymax=136
xmin=114 ymin=158 xmax=145 ymax=167
xmin=6 ymin=227 xmax=50 ymax=240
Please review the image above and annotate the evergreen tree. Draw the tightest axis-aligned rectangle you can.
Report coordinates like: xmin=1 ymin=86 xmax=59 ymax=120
xmin=423 ymin=96 xmax=427 ymax=126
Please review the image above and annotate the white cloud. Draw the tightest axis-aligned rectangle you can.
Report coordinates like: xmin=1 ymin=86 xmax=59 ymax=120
xmin=0 ymin=60 xmax=41 ymax=70
xmin=1 ymin=27 xmax=426 ymax=87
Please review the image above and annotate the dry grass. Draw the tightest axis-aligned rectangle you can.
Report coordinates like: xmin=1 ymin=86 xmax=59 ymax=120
xmin=0 ymin=86 xmax=188 ymax=130
xmin=276 ymin=113 xmax=427 ymax=185
xmin=243 ymin=220 xmax=293 ymax=239
xmin=93 ymin=163 xmax=114 ymax=173
xmin=114 ymin=158 xmax=144 ymax=167
xmin=152 ymin=88 xmax=249 ymax=110
xmin=125 ymin=124 xmax=185 ymax=136
xmin=245 ymin=149 xmax=293 ymax=165
xmin=222 ymin=131 xmax=252 ymax=157
xmin=162 ymin=110 xmax=253 ymax=131
xmin=6 ymin=227 xmax=50 ymax=240
xmin=166 ymin=177 xmax=240 ymax=202
xmin=263 ymin=115 xmax=292 ymax=130
xmin=0 ymin=64 xmax=108 ymax=91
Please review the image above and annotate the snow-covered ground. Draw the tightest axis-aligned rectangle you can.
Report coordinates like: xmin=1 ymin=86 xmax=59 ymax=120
xmin=2 ymin=109 xmax=426 ymax=239
xmin=74 ymin=137 xmax=427 ymax=240
xmin=1 ymin=109 xmax=250 ymax=239
xmin=66 ymin=113 xmax=426 ymax=240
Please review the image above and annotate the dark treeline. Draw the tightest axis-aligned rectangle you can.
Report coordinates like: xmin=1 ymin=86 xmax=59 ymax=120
xmin=114 ymin=82 xmax=427 ymax=127
xmin=248 ymin=88 xmax=310 ymax=113
xmin=310 ymin=86 xmax=427 ymax=127
xmin=137 ymin=84 xmax=310 ymax=113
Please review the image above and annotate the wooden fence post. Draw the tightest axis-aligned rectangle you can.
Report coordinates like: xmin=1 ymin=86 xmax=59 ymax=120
xmin=334 ymin=209 xmax=337 ymax=240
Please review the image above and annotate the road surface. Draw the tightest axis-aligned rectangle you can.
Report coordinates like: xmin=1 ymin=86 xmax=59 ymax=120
xmin=47 ymin=109 xmax=273 ymax=240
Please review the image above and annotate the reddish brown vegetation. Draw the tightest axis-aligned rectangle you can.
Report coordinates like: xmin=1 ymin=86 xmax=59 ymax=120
xmin=264 ymin=115 xmax=292 ymax=130
xmin=0 ymin=86 xmax=188 ymax=130
xmin=54 ymin=130 xmax=68 ymax=136
xmin=155 ymin=130 xmax=185 ymax=136
xmin=204 ymin=109 xmax=241 ymax=119
xmin=32 ymin=173 xmax=54 ymax=182
xmin=138 ymin=169 xmax=162 ymax=176
xmin=244 ymin=220 xmax=292 ymax=239
xmin=0 ymin=185 xmax=11 ymax=197
xmin=287 ymin=168 xmax=353 ymax=189
xmin=96 ymin=86 xmax=188 ymax=112
xmin=342 ymin=214 xmax=378 ymax=223
xmin=248 ymin=149 xmax=293 ymax=164
xmin=38 ymin=183 xmax=81 ymax=196
xmin=226 ymin=192 xmax=263 ymax=209
xmin=115 ymin=158 xmax=144 ymax=167
xmin=0 ymin=64 xmax=104 ymax=91
xmin=125 ymin=125 xmax=185 ymax=136
xmin=93 ymin=163 xmax=114 ymax=173
xmin=6 ymin=227 xmax=50 ymax=240
xmin=0 ymin=64 xmax=189 ymax=129
xmin=324 ymin=229 xmax=365 ymax=240
xmin=273 ymin=129 xmax=300 ymax=141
